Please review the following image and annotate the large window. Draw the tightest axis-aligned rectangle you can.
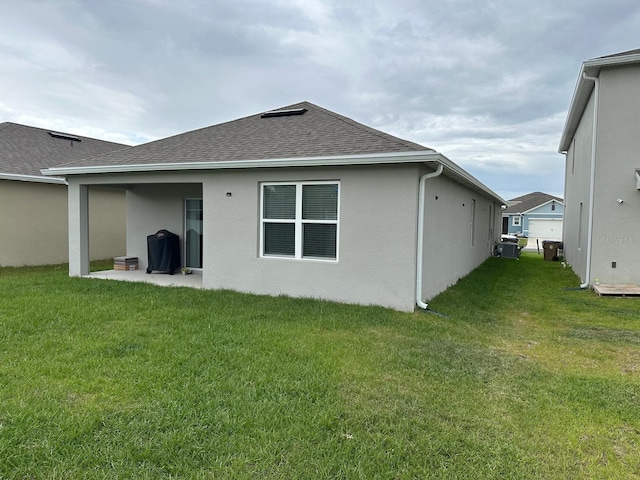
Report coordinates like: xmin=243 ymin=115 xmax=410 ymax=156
xmin=261 ymin=181 xmax=339 ymax=260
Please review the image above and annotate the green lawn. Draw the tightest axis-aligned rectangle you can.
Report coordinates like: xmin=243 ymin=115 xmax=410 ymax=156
xmin=0 ymin=253 xmax=639 ymax=479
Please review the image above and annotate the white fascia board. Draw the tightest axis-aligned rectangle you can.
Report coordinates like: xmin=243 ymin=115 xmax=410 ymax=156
xmin=583 ymin=52 xmax=640 ymax=71
xmin=41 ymin=149 xmax=505 ymax=204
xmin=42 ymin=151 xmax=442 ymax=176
xmin=559 ymin=52 xmax=640 ymax=153
xmin=558 ymin=64 xmax=595 ymax=153
xmin=0 ymin=173 xmax=66 ymax=185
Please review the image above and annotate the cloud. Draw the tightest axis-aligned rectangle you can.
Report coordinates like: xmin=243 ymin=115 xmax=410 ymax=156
xmin=1 ymin=0 xmax=638 ymax=199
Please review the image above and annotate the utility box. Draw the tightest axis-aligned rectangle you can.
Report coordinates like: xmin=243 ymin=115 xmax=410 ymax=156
xmin=542 ymin=241 xmax=562 ymax=261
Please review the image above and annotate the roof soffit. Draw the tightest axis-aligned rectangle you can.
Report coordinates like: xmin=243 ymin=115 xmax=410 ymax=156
xmin=559 ymin=50 xmax=640 ymax=152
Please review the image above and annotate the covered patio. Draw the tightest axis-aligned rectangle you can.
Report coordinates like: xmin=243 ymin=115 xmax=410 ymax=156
xmin=86 ymin=269 xmax=203 ymax=289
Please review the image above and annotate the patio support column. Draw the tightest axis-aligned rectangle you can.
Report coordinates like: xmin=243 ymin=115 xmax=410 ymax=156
xmin=68 ymin=182 xmax=90 ymax=276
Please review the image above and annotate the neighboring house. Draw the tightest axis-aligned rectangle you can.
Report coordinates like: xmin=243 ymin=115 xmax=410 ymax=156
xmin=0 ymin=122 xmax=128 ymax=266
xmin=44 ymin=102 xmax=505 ymax=312
xmin=559 ymin=49 xmax=640 ymax=288
xmin=502 ymin=192 xmax=564 ymax=241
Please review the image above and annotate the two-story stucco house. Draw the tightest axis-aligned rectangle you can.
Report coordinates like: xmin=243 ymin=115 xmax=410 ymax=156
xmin=559 ymin=49 xmax=640 ymax=289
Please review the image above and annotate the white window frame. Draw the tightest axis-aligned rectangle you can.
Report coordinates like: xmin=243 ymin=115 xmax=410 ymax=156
xmin=512 ymin=216 xmax=521 ymax=227
xmin=260 ymin=181 xmax=340 ymax=261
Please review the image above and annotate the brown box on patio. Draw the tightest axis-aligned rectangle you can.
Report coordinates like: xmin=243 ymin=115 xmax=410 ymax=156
xmin=113 ymin=256 xmax=138 ymax=270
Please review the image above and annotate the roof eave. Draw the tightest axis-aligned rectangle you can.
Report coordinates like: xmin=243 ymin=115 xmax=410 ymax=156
xmin=521 ymin=198 xmax=564 ymax=214
xmin=435 ymin=153 xmax=506 ymax=204
xmin=1 ymin=173 xmax=66 ymax=185
xmin=42 ymin=150 xmax=505 ymax=204
xmin=559 ymin=52 xmax=640 ymax=153
xmin=42 ymin=151 xmax=440 ymax=176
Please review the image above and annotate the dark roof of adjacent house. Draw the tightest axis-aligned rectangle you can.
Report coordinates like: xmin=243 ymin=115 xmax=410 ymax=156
xmin=0 ymin=122 xmax=128 ymax=178
xmin=50 ymin=101 xmax=433 ymax=170
xmin=503 ymin=192 xmax=563 ymax=214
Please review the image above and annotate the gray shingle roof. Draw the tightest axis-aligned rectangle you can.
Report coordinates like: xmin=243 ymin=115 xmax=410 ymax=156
xmin=51 ymin=101 xmax=433 ymax=169
xmin=503 ymin=191 xmax=563 ymax=214
xmin=0 ymin=122 xmax=128 ymax=177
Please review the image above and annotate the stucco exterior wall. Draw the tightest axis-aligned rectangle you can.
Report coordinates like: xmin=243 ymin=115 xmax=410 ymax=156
xmin=125 ymin=183 xmax=203 ymax=266
xmin=421 ymin=173 xmax=500 ymax=301
xmin=0 ymin=180 xmax=125 ymax=266
xmin=590 ymin=65 xmax=640 ymax=284
xmin=201 ymin=164 xmax=420 ymax=311
xmin=563 ymin=92 xmax=595 ymax=282
xmin=89 ymin=187 xmax=127 ymax=261
xmin=0 ymin=180 xmax=68 ymax=266
xmin=563 ymin=64 xmax=640 ymax=285
xmin=70 ymin=164 xmax=500 ymax=311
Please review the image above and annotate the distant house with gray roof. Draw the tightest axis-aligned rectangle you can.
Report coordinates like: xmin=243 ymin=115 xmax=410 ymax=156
xmin=0 ymin=122 xmax=128 ymax=266
xmin=44 ymin=102 xmax=505 ymax=311
xmin=502 ymin=192 xmax=564 ymax=241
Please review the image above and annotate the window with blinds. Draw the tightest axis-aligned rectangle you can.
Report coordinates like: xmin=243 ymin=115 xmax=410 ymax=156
xmin=261 ymin=181 xmax=339 ymax=260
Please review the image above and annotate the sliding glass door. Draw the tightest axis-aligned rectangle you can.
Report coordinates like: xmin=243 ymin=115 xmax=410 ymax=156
xmin=185 ymin=199 xmax=203 ymax=269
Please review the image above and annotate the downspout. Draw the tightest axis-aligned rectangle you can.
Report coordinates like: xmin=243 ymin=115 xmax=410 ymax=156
xmin=581 ymin=72 xmax=599 ymax=289
xmin=416 ymin=163 xmax=444 ymax=310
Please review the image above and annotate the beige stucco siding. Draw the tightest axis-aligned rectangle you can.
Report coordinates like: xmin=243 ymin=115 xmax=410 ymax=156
xmin=0 ymin=179 xmax=125 ymax=266
xmin=88 ymin=187 xmax=127 ymax=260
xmin=0 ymin=180 xmax=68 ymax=266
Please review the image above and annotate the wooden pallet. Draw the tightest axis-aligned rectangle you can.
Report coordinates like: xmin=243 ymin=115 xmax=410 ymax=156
xmin=593 ymin=284 xmax=640 ymax=297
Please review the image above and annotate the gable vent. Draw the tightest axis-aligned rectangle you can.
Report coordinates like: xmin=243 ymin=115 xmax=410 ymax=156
xmin=261 ymin=108 xmax=307 ymax=118
xmin=48 ymin=131 xmax=81 ymax=142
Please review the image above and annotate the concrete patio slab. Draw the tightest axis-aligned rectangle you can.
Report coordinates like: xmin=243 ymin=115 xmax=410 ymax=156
xmin=86 ymin=269 xmax=203 ymax=289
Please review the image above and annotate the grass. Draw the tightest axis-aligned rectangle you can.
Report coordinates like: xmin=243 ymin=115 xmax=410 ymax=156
xmin=0 ymin=253 xmax=639 ymax=478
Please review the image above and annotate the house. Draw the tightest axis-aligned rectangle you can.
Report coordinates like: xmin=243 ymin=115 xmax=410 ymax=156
xmin=43 ymin=102 xmax=505 ymax=312
xmin=0 ymin=122 xmax=128 ymax=266
xmin=502 ymin=192 xmax=564 ymax=243
xmin=559 ymin=49 xmax=640 ymax=288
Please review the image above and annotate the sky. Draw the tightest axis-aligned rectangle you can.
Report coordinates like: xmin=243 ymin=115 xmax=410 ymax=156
xmin=1 ymin=0 xmax=639 ymax=200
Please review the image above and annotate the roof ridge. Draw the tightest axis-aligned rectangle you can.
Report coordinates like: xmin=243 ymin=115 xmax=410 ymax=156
xmin=0 ymin=121 xmax=128 ymax=147
xmin=298 ymin=101 xmax=432 ymax=152
xmin=47 ymin=101 xmax=434 ymax=170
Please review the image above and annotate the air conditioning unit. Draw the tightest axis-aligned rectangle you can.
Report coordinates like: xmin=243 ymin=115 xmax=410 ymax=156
xmin=498 ymin=242 xmax=520 ymax=259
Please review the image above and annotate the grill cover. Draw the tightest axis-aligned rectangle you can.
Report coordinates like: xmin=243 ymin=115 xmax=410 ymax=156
xmin=146 ymin=229 xmax=180 ymax=274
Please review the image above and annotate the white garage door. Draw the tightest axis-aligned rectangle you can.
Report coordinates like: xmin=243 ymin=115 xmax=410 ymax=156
xmin=528 ymin=219 xmax=563 ymax=241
